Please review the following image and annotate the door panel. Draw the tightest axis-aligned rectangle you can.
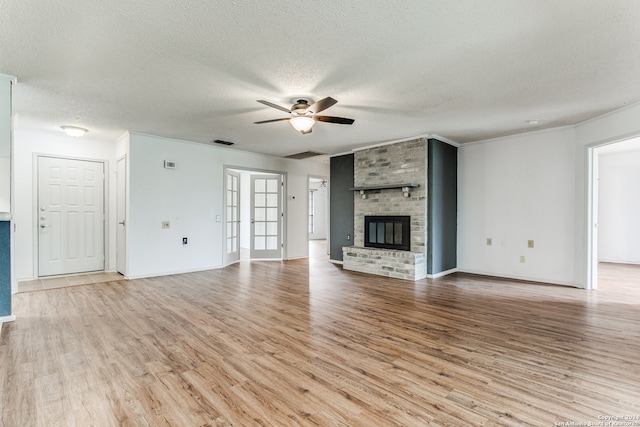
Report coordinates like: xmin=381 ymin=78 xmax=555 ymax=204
xmin=38 ymin=157 xmax=105 ymax=276
xmin=224 ymin=170 xmax=241 ymax=265
xmin=250 ymin=174 xmax=282 ymax=259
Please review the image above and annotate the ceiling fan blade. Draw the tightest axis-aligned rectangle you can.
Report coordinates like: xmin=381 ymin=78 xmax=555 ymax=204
xmin=254 ymin=118 xmax=291 ymax=124
xmin=310 ymin=97 xmax=337 ymax=113
xmin=257 ymin=100 xmax=291 ymax=113
xmin=314 ymin=115 xmax=355 ymax=125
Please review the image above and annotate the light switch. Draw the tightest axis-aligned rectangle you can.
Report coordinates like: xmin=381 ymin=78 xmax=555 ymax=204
xmin=162 ymin=221 xmax=170 ymax=229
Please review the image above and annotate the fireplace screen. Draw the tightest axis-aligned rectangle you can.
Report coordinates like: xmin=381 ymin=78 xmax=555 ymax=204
xmin=364 ymin=215 xmax=411 ymax=251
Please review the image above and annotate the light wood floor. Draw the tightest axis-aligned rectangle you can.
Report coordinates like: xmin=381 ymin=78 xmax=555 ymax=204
xmin=1 ymin=246 xmax=639 ymax=426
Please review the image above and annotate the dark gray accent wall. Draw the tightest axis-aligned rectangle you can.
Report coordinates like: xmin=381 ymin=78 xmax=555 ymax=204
xmin=329 ymin=154 xmax=354 ymax=261
xmin=427 ymin=138 xmax=458 ymax=274
xmin=0 ymin=221 xmax=11 ymax=316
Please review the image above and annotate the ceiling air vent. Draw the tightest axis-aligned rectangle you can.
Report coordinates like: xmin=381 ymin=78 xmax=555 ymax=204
xmin=212 ymin=139 xmax=234 ymax=146
xmin=284 ymin=151 xmax=326 ymax=160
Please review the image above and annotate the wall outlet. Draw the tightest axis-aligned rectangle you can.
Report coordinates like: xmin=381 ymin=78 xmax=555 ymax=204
xmin=486 ymin=238 xmax=492 ymax=246
xmin=528 ymin=240 xmax=534 ymax=248
xmin=162 ymin=221 xmax=170 ymax=229
xmin=520 ymin=255 xmax=525 ymax=263
xmin=182 ymin=237 xmax=188 ymax=245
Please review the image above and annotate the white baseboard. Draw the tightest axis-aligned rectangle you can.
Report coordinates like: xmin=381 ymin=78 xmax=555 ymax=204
xmin=598 ymin=259 xmax=640 ymax=265
xmin=426 ymin=268 xmax=458 ymax=279
xmin=456 ymin=269 xmax=577 ymax=288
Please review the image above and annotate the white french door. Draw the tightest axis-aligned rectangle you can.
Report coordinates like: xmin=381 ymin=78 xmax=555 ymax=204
xmin=38 ymin=156 xmax=105 ymax=276
xmin=224 ymin=170 xmax=241 ymax=265
xmin=250 ymin=174 xmax=282 ymax=259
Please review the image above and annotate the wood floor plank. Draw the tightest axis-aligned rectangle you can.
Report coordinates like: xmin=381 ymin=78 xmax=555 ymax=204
xmin=2 ymin=249 xmax=640 ymax=426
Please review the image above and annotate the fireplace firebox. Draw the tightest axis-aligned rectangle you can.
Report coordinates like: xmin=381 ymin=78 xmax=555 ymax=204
xmin=364 ymin=215 xmax=411 ymax=251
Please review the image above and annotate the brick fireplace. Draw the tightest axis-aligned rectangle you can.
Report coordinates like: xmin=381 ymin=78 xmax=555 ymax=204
xmin=342 ymin=138 xmax=428 ymax=280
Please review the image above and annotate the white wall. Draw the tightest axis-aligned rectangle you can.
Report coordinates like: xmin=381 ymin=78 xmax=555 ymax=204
xmin=126 ymin=133 xmax=328 ymax=278
xmin=13 ymin=129 xmax=117 ymax=280
xmin=0 ymin=158 xmax=9 ymax=212
xmin=11 ymin=128 xmax=327 ymax=281
xmin=0 ymin=77 xmax=11 ymax=213
xmin=598 ymin=149 xmax=640 ymax=264
xmin=459 ymin=101 xmax=640 ymax=288
xmin=458 ymin=127 xmax=576 ymax=285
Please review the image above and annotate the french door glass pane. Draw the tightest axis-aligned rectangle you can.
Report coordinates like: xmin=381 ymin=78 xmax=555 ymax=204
xmin=266 ymin=193 xmax=278 ymax=206
xmin=266 ymin=222 xmax=278 ymax=235
xmin=266 ymin=179 xmax=278 ymax=192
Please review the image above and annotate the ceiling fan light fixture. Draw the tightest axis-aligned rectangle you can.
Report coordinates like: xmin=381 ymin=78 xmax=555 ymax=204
xmin=61 ymin=125 xmax=88 ymax=137
xmin=290 ymin=116 xmax=315 ymax=133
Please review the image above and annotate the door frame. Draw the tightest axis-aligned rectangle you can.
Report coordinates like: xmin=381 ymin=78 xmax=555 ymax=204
xmin=116 ymin=155 xmax=127 ymax=276
xmin=223 ymin=169 xmax=241 ymax=266
xmin=222 ymin=165 xmax=288 ymax=265
xmin=308 ymin=174 xmax=329 ymax=251
xmin=586 ymin=134 xmax=640 ymax=289
xmin=33 ymin=153 xmax=110 ymax=278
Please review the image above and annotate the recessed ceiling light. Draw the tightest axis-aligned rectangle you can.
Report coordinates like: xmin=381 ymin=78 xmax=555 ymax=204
xmin=60 ymin=125 xmax=88 ymax=137
xmin=526 ymin=120 xmax=539 ymax=125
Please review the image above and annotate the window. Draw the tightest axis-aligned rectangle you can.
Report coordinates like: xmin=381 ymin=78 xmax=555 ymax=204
xmin=309 ymin=190 xmax=315 ymax=234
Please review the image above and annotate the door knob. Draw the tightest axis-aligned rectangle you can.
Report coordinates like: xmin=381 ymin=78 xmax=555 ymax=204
xmin=118 ymin=220 xmax=125 ymax=225
xmin=40 ymin=224 xmax=50 ymax=228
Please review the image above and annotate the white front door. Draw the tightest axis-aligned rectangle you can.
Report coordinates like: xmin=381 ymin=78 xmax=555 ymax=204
xmin=250 ymin=174 xmax=282 ymax=259
xmin=224 ymin=170 xmax=241 ymax=265
xmin=38 ymin=156 xmax=105 ymax=276
xmin=116 ymin=156 xmax=126 ymax=275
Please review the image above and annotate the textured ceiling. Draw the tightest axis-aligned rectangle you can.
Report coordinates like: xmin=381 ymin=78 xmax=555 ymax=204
xmin=2 ymin=0 xmax=640 ymax=158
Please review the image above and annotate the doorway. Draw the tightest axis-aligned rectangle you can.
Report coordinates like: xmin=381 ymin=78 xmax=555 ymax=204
xmin=37 ymin=156 xmax=105 ymax=277
xmin=589 ymin=136 xmax=640 ymax=290
xmin=308 ymin=176 xmax=329 ymax=257
xmin=223 ymin=167 xmax=286 ymax=265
